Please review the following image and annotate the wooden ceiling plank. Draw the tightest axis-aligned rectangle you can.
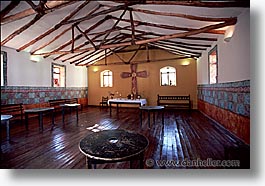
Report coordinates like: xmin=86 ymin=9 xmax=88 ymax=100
xmin=17 ymin=1 xmax=92 ymax=52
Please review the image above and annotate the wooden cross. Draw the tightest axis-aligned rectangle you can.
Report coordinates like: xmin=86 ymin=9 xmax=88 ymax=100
xmin=120 ymin=64 xmax=148 ymax=95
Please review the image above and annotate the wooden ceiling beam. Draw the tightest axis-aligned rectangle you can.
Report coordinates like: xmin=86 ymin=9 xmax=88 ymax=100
xmin=149 ymin=42 xmax=200 ymax=57
xmin=104 ymin=0 xmax=249 ymax=7
xmin=61 ymin=4 xmax=129 ymax=25
xmin=87 ymin=56 xmax=193 ymax=67
xmin=1 ymin=13 xmax=43 ymax=46
xmin=1 ymin=1 xmax=76 ymax=25
xmin=120 ymin=26 xmax=218 ymax=42
xmin=65 ymin=34 xmax=126 ymax=63
xmin=129 ymin=8 xmax=136 ymax=44
xmin=72 ymin=37 xmax=128 ymax=65
xmin=79 ymin=46 xmax=128 ymax=66
xmin=0 ymin=0 xmax=20 ymax=20
xmin=140 ymin=36 xmax=211 ymax=48
xmin=97 ymin=8 xmax=127 ymax=49
xmin=54 ymin=27 xmax=130 ymax=61
xmin=33 ymin=18 xmax=236 ymax=56
xmin=109 ymin=44 xmax=142 ymax=64
xmin=17 ymin=1 xmax=92 ymax=52
xmin=30 ymin=27 xmax=71 ymax=55
xmin=43 ymin=15 xmax=111 ymax=58
xmin=143 ymin=1 xmax=250 ymax=7
xmin=67 ymin=35 xmax=126 ymax=64
xmin=25 ymin=0 xmax=39 ymax=13
xmin=132 ymin=8 xmax=236 ymax=22
xmin=73 ymin=37 xmax=130 ymax=65
xmin=151 ymin=41 xmax=201 ymax=56
xmin=154 ymin=40 xmax=206 ymax=51
xmin=76 ymin=25 xmax=96 ymax=50
xmin=112 ymin=16 xmax=225 ymax=35
xmin=129 ymin=33 xmax=207 ymax=51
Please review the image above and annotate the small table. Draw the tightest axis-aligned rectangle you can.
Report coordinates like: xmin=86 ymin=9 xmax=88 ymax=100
xmin=24 ymin=107 xmax=55 ymax=132
xmin=60 ymin=103 xmax=80 ymax=125
xmin=1 ymin=115 xmax=13 ymax=141
xmin=108 ymin=98 xmax=147 ymax=116
xmin=139 ymin=106 xmax=165 ymax=128
xmin=79 ymin=129 xmax=149 ymax=169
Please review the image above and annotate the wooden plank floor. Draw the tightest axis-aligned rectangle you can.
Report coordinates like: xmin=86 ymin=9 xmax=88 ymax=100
xmin=0 ymin=106 xmax=250 ymax=169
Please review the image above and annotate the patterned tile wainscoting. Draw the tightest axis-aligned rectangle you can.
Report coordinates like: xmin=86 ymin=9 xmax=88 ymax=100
xmin=1 ymin=86 xmax=88 ymax=107
xmin=197 ymin=80 xmax=250 ymax=144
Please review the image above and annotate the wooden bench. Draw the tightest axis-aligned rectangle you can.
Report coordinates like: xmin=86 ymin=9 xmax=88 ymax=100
xmin=49 ymin=98 xmax=81 ymax=112
xmin=1 ymin=103 xmax=24 ymax=123
xmin=65 ymin=98 xmax=82 ymax=110
xmin=157 ymin=94 xmax=191 ymax=110
xmin=65 ymin=98 xmax=78 ymax=104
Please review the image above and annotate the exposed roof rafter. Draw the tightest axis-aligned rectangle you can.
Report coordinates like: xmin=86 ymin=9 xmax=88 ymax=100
xmin=0 ymin=0 xmax=248 ymax=66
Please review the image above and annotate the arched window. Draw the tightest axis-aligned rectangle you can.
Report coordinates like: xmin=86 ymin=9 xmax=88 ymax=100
xmin=160 ymin=66 xmax=176 ymax=86
xmin=100 ymin=70 xmax=113 ymax=87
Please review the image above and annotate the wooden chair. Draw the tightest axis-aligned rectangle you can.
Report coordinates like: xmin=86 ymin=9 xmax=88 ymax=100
xmin=100 ymin=96 xmax=109 ymax=108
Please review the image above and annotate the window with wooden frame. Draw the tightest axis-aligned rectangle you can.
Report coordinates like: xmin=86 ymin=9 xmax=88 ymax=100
xmin=100 ymin=70 xmax=113 ymax=87
xmin=160 ymin=66 xmax=176 ymax=86
xmin=1 ymin=51 xmax=7 ymax=86
xmin=52 ymin=63 xmax=66 ymax=87
xmin=208 ymin=45 xmax=218 ymax=84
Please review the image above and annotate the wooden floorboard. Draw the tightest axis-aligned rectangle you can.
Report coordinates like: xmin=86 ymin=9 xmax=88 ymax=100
xmin=0 ymin=106 xmax=250 ymax=169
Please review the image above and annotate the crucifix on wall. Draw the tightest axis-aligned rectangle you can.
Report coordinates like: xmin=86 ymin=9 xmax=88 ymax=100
xmin=120 ymin=64 xmax=148 ymax=96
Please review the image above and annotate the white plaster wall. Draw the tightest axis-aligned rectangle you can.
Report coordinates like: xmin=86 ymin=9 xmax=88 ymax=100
xmin=1 ymin=46 xmax=87 ymax=87
xmin=197 ymin=9 xmax=250 ymax=84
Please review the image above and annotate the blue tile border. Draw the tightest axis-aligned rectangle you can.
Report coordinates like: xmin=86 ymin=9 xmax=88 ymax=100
xmin=1 ymin=86 xmax=88 ymax=105
xmin=197 ymin=80 xmax=250 ymax=117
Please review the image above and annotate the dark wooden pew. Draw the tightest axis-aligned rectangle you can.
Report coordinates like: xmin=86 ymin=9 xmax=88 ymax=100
xmin=1 ymin=103 xmax=24 ymax=123
xmin=157 ymin=94 xmax=191 ymax=110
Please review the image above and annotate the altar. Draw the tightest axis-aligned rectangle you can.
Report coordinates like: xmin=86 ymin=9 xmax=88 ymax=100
xmin=108 ymin=98 xmax=147 ymax=116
